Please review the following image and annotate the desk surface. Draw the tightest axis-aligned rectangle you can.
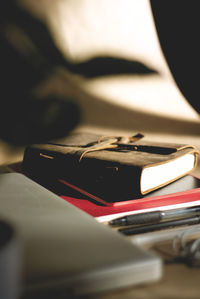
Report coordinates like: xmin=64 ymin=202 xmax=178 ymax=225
xmin=96 ymin=263 xmax=200 ymax=299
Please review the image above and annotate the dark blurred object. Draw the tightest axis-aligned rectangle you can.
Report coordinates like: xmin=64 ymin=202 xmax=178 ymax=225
xmin=0 ymin=0 xmax=80 ymax=145
xmin=0 ymin=220 xmax=22 ymax=299
xmin=0 ymin=1 xmax=158 ymax=146
xmin=151 ymin=0 xmax=200 ymax=113
xmin=66 ymin=56 xmax=158 ymax=78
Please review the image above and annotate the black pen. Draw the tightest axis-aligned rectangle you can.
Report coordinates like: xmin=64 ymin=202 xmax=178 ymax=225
xmin=109 ymin=206 xmax=200 ymax=227
xmin=118 ymin=215 xmax=200 ymax=236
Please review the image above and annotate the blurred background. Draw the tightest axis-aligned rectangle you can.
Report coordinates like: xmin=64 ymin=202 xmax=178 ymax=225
xmin=1 ymin=0 xmax=200 ymax=167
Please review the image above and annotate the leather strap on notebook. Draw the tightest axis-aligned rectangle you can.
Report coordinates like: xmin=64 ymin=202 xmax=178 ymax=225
xmin=78 ymin=133 xmax=144 ymax=161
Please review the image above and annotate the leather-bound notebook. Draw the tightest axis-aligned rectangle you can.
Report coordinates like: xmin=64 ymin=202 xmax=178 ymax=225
xmin=22 ymin=132 xmax=199 ymax=202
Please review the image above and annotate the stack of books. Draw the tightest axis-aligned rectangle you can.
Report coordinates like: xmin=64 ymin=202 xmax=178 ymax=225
xmin=21 ymin=132 xmax=200 ymax=234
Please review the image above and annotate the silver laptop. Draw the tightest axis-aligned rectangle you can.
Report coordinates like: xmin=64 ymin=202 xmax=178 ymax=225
xmin=0 ymin=173 xmax=162 ymax=297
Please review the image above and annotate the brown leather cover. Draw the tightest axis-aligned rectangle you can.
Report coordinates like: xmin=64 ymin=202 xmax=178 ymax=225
xmin=22 ymin=132 xmax=199 ymax=202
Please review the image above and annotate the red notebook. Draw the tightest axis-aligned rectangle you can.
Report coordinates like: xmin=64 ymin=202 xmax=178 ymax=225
xmin=11 ymin=162 xmax=200 ymax=223
xmin=58 ymin=175 xmax=200 ymax=222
